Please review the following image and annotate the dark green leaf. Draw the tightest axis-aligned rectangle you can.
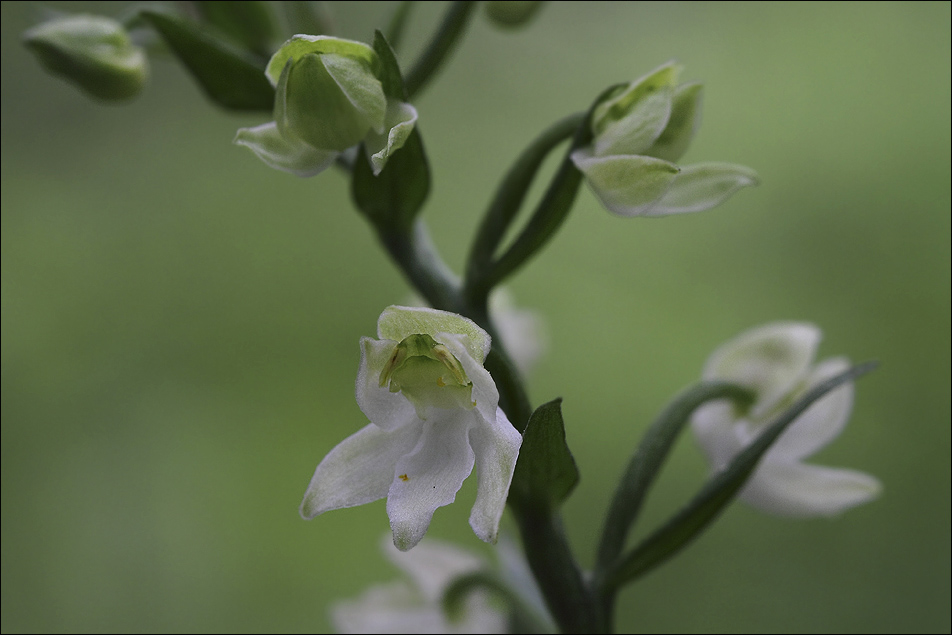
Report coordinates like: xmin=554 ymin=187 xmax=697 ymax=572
xmin=511 ymin=399 xmax=579 ymax=507
xmin=191 ymin=1 xmax=278 ymax=59
xmin=351 ymin=128 xmax=430 ymax=230
xmin=139 ymin=9 xmax=274 ymax=111
xmin=602 ymin=362 xmax=877 ymax=592
xmin=372 ymin=30 xmax=406 ymax=101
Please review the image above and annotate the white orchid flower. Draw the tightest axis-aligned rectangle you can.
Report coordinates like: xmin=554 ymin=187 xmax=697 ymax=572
xmin=300 ymin=306 xmax=522 ymax=551
xmin=332 ymin=537 xmax=508 ymax=634
xmin=571 ymin=62 xmax=758 ymax=216
xmin=691 ymin=322 xmax=881 ymax=516
xmin=332 ymin=536 xmax=554 ymax=634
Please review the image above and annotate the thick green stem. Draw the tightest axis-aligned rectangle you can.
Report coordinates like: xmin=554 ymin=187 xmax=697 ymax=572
xmin=404 ymin=1 xmax=477 ymax=99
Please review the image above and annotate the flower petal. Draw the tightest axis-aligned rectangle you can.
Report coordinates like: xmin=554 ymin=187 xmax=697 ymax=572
xmin=645 ymin=162 xmax=759 ymax=216
xmin=366 ymin=101 xmax=419 ymax=175
xmin=468 ymin=407 xmax=522 ymax=544
xmin=591 ymin=62 xmax=680 ymax=156
xmin=436 ymin=332 xmax=499 ymax=427
xmin=300 ymin=421 xmax=424 ymax=519
xmin=764 ymin=357 xmax=855 ymax=462
xmin=356 ymin=336 xmax=420 ymax=431
xmin=234 ymin=121 xmax=337 ymax=177
xmin=387 ymin=413 xmax=477 ymax=551
xmin=703 ymin=322 xmax=821 ymax=418
xmin=378 ymin=306 xmax=492 ymax=364
xmin=570 ymin=149 xmax=680 ymax=217
xmin=741 ymin=460 xmax=883 ymax=517
xmin=266 ymin=34 xmax=379 ymax=87
xmin=644 ymin=82 xmax=703 ymax=163
xmin=691 ymin=400 xmax=748 ymax=470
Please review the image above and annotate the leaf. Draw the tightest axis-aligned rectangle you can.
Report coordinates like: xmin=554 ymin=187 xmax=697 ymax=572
xmin=511 ymin=399 xmax=579 ymax=507
xmin=372 ymin=30 xmax=407 ymax=101
xmin=139 ymin=9 xmax=274 ymax=111
xmin=601 ymin=362 xmax=877 ymax=592
xmin=351 ymin=127 xmax=430 ymax=230
xmin=192 ymin=1 xmax=278 ymax=59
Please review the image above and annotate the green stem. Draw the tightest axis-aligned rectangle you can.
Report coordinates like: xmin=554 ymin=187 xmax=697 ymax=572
xmin=385 ymin=1 xmax=415 ymax=52
xmin=377 ymin=220 xmax=464 ymax=313
xmin=464 ymin=112 xmax=585 ymax=307
xmin=404 ymin=1 xmax=478 ymax=99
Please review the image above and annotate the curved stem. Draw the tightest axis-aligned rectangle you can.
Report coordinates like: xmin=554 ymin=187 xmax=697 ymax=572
xmin=464 ymin=112 xmax=585 ymax=307
xmin=404 ymin=1 xmax=478 ymax=99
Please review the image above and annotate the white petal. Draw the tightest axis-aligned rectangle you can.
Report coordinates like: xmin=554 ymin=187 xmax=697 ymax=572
xmin=300 ymin=422 xmax=423 ymax=519
xmin=703 ymin=322 xmax=821 ymax=418
xmin=366 ymin=101 xmax=419 ymax=175
xmin=741 ymin=460 xmax=882 ymax=517
xmin=234 ymin=121 xmax=338 ymax=177
xmin=356 ymin=337 xmax=420 ymax=431
xmin=387 ymin=413 xmax=477 ymax=551
xmin=436 ymin=332 xmax=500 ymax=427
xmin=378 ymin=306 xmax=492 ymax=363
xmin=382 ymin=536 xmax=484 ymax=602
xmin=691 ymin=400 xmax=747 ymax=470
xmin=765 ymin=357 xmax=855 ymax=462
xmin=644 ymin=162 xmax=758 ymax=216
xmin=467 ymin=407 xmax=522 ymax=544
xmin=570 ymin=149 xmax=680 ymax=217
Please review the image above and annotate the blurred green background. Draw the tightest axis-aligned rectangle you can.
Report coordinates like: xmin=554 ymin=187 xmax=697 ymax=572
xmin=2 ymin=1 xmax=949 ymax=632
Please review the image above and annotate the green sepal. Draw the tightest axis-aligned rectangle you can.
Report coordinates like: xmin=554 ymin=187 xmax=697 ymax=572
xmin=351 ymin=127 xmax=430 ymax=231
xmin=594 ymin=381 xmax=755 ymax=575
xmin=372 ymin=30 xmax=407 ymax=101
xmin=601 ymin=361 xmax=877 ymax=592
xmin=645 ymin=82 xmax=703 ymax=163
xmin=191 ymin=1 xmax=278 ymax=59
xmin=265 ymin=35 xmax=379 ymax=87
xmin=510 ymin=399 xmax=580 ymax=508
xmin=139 ymin=9 xmax=274 ymax=111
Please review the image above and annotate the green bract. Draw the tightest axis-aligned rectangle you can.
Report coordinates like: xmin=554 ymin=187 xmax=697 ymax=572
xmin=23 ymin=14 xmax=148 ymax=101
xmin=236 ymin=35 xmax=418 ymax=177
xmin=572 ymin=62 xmax=758 ymax=216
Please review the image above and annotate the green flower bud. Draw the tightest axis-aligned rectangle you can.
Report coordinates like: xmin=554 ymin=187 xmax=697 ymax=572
xmin=23 ymin=14 xmax=147 ymax=101
xmin=573 ymin=62 xmax=758 ymax=216
xmin=237 ymin=35 xmax=417 ymax=177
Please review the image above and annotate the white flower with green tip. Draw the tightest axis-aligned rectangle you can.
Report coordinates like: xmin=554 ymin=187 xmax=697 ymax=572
xmin=572 ymin=62 xmax=758 ymax=216
xmin=300 ymin=306 xmax=522 ymax=551
xmin=235 ymin=35 xmax=417 ymax=177
xmin=692 ymin=322 xmax=882 ymax=516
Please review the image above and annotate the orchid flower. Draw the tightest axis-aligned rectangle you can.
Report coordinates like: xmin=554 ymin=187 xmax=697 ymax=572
xmin=691 ymin=322 xmax=881 ymax=516
xmin=332 ymin=536 xmax=554 ymax=634
xmin=572 ymin=62 xmax=758 ymax=216
xmin=300 ymin=306 xmax=522 ymax=551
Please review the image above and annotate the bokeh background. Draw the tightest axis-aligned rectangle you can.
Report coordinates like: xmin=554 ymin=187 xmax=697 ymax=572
xmin=2 ymin=1 xmax=949 ymax=632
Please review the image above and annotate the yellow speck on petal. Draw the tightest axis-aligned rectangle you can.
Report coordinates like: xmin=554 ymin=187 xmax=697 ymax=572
xmin=472 ymin=400 xmax=477 ymax=407
xmin=399 ymin=474 xmax=409 ymax=482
